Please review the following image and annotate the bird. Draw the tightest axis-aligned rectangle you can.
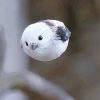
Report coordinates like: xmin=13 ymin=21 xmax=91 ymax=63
xmin=21 ymin=19 xmax=71 ymax=61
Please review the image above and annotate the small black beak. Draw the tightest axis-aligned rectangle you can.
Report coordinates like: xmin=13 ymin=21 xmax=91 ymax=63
xmin=21 ymin=44 xmax=23 ymax=48
xmin=31 ymin=43 xmax=38 ymax=50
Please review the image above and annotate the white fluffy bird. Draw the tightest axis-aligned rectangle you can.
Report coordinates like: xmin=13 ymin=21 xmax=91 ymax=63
xmin=21 ymin=19 xmax=71 ymax=61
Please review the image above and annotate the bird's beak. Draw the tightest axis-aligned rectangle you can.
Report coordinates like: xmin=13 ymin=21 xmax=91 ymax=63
xmin=20 ymin=42 xmax=23 ymax=48
xmin=31 ymin=43 xmax=38 ymax=50
xmin=21 ymin=44 xmax=23 ymax=48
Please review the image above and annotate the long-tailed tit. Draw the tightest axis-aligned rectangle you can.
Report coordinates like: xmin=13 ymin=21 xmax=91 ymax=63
xmin=21 ymin=20 xmax=71 ymax=61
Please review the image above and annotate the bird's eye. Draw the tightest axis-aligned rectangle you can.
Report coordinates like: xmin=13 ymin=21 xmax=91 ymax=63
xmin=25 ymin=41 xmax=28 ymax=46
xmin=38 ymin=35 xmax=43 ymax=40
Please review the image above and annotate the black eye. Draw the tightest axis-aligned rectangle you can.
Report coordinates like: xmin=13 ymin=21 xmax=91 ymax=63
xmin=25 ymin=41 xmax=28 ymax=46
xmin=38 ymin=35 xmax=43 ymax=40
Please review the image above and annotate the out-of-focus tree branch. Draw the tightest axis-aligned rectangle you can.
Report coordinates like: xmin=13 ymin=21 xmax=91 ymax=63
xmin=0 ymin=71 xmax=74 ymax=100
xmin=0 ymin=25 xmax=6 ymax=71
xmin=0 ymin=89 xmax=28 ymax=100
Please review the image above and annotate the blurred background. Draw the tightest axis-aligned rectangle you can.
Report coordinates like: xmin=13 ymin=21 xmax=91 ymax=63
xmin=0 ymin=0 xmax=100 ymax=100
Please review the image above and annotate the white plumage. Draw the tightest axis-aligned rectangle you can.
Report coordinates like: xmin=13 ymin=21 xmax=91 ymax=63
xmin=21 ymin=19 xmax=71 ymax=61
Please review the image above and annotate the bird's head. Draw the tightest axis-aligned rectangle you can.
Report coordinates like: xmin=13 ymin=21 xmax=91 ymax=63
xmin=21 ymin=19 xmax=71 ymax=61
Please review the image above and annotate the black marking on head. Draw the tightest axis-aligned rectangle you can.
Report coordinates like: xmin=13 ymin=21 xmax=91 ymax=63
xmin=56 ymin=26 xmax=71 ymax=42
xmin=42 ymin=20 xmax=54 ymax=27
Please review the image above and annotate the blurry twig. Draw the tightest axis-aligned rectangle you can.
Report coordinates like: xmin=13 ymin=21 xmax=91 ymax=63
xmin=0 ymin=71 xmax=74 ymax=100
xmin=0 ymin=89 xmax=28 ymax=100
xmin=0 ymin=25 xmax=6 ymax=72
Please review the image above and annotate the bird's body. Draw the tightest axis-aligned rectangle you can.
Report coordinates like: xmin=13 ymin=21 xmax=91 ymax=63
xmin=21 ymin=19 xmax=71 ymax=61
